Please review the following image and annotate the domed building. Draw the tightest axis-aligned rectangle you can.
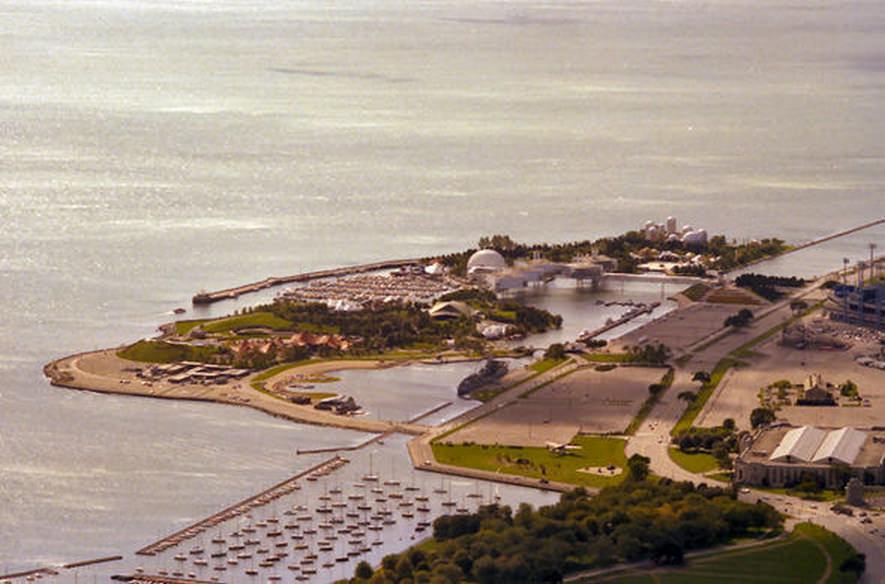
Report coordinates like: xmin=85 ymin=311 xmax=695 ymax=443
xmin=467 ymin=249 xmax=507 ymax=275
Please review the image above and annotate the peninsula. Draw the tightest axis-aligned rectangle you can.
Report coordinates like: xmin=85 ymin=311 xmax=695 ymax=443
xmin=37 ymin=218 xmax=885 ymax=584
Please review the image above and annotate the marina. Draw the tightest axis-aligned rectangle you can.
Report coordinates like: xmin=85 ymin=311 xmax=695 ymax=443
xmin=136 ymin=457 xmax=348 ymax=556
xmin=124 ymin=434 xmax=557 ymax=583
xmin=191 ymin=259 xmax=422 ymax=304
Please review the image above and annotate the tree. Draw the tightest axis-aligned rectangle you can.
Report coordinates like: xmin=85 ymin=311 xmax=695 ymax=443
xmin=839 ymin=380 xmax=859 ymax=398
xmin=648 ymin=383 xmax=665 ymax=397
xmin=651 ymin=541 xmax=684 ymax=565
xmin=677 ymin=390 xmax=697 ymax=403
xmin=627 ymin=454 xmax=651 ymax=481
xmin=545 ymin=343 xmax=566 ymax=360
xmin=395 ymin=555 xmax=414 ymax=580
xmin=724 ymin=309 xmax=754 ymax=328
xmin=750 ymin=407 xmax=775 ymax=429
xmin=840 ymin=553 xmax=866 ymax=578
xmin=355 ymin=561 xmax=374 ymax=580
xmin=713 ymin=443 xmax=732 ymax=469
xmin=692 ymin=371 xmax=711 ymax=384
xmin=722 ymin=418 xmax=736 ymax=431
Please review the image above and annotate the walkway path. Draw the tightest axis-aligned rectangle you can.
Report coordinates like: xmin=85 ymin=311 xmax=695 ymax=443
xmin=624 ymin=272 xmax=885 ymax=583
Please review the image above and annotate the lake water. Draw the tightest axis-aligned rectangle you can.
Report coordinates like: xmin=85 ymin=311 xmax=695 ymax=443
xmin=0 ymin=0 xmax=883 ymax=577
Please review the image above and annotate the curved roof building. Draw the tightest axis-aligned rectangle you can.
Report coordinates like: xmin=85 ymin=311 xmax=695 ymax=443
xmin=467 ymin=249 xmax=507 ymax=273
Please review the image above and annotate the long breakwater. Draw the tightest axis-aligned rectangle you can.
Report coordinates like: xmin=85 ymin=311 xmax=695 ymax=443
xmin=191 ymin=258 xmax=421 ymax=304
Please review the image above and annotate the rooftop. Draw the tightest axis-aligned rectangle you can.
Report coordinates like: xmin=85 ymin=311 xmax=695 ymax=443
xmin=743 ymin=424 xmax=885 ymax=468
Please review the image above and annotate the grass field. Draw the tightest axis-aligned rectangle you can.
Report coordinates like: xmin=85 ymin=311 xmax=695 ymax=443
xmin=624 ymin=367 xmax=674 ymax=435
xmin=117 ymin=340 xmax=219 ymax=363
xmin=174 ymin=319 xmax=210 ymax=335
xmin=671 ymin=357 xmax=737 ymax=435
xmin=668 ymin=448 xmax=721 ymax=474
xmin=682 ymin=283 xmax=711 ymax=302
xmin=201 ymin=312 xmax=294 ymax=334
xmin=708 ymin=471 xmax=734 ymax=483
xmin=597 ymin=523 xmax=859 ymax=584
xmin=584 ymin=352 xmax=633 ymax=363
xmin=432 ymin=435 xmax=627 ymax=488
xmin=529 ymin=357 xmax=567 ymax=374
xmin=705 ymin=288 xmax=762 ymax=305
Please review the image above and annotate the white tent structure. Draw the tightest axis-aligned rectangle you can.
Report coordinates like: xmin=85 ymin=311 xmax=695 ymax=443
xmin=770 ymin=426 xmax=867 ymax=465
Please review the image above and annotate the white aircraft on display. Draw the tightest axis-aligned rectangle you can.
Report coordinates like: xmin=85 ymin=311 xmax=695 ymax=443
xmin=545 ymin=442 xmax=582 ymax=453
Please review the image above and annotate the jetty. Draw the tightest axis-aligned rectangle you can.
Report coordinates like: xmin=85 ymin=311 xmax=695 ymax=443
xmin=136 ymin=456 xmax=347 ymax=556
xmin=579 ymin=301 xmax=661 ymax=341
xmin=726 ymin=217 xmax=885 ymax=274
xmin=192 ymin=258 xmax=422 ymax=304
xmin=406 ymin=401 xmax=453 ymax=424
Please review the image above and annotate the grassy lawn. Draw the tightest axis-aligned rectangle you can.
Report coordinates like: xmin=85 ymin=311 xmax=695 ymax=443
xmin=584 ymin=352 xmax=632 ymax=363
xmin=174 ymin=319 xmax=210 ymax=335
xmin=599 ymin=522 xmax=859 ymax=584
xmin=682 ymin=283 xmax=711 ymax=302
xmin=624 ymin=367 xmax=673 ymax=435
xmin=201 ymin=312 xmax=294 ymax=334
xmin=671 ymin=358 xmax=737 ymax=436
xmin=286 ymin=391 xmax=338 ymax=402
xmin=708 ymin=471 xmax=734 ymax=483
xmin=251 ymin=360 xmax=314 ymax=383
xmin=756 ymin=486 xmax=844 ymax=503
xmin=730 ymin=300 xmax=824 ymax=359
xmin=529 ymin=357 xmax=567 ymax=374
xmin=795 ymin=523 xmax=860 ymax=583
xmin=668 ymin=448 xmax=721 ymax=474
xmin=431 ymin=435 xmax=628 ymax=488
xmin=117 ymin=340 xmax=219 ymax=363
xmin=705 ymin=288 xmax=762 ymax=305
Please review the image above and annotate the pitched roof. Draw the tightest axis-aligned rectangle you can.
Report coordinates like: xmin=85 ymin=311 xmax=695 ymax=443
xmin=769 ymin=426 xmax=869 ymax=465
xmin=811 ymin=427 xmax=867 ymax=465
xmin=769 ymin=426 xmax=827 ymax=462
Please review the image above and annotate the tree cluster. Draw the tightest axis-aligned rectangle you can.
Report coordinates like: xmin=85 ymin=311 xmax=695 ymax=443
xmin=750 ymin=407 xmax=776 ymax=429
xmin=673 ymin=423 xmax=740 ymax=469
xmin=345 ymin=479 xmax=782 ymax=584
xmin=706 ymin=238 xmax=789 ymax=271
xmin=724 ymin=308 xmax=754 ymax=328
xmin=625 ymin=343 xmax=671 ymax=365
xmin=734 ymin=273 xmax=805 ymax=301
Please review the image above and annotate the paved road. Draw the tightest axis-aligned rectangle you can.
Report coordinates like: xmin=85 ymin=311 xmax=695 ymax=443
xmin=626 ymin=276 xmax=885 ymax=583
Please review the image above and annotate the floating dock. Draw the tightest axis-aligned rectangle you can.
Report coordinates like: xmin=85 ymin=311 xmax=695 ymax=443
xmin=192 ymin=258 xmax=421 ymax=304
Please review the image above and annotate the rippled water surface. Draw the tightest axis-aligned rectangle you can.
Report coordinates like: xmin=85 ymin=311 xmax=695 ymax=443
xmin=0 ymin=0 xmax=883 ymax=576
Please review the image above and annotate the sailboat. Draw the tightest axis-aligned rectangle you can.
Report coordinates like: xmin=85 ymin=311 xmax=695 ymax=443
xmin=362 ymin=452 xmax=379 ymax=482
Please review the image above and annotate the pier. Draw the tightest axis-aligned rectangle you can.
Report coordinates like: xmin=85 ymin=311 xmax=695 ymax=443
xmin=192 ymin=258 xmax=422 ymax=304
xmin=136 ymin=456 xmax=347 ymax=556
xmin=579 ymin=301 xmax=661 ymax=340
xmin=295 ymin=431 xmax=390 ymax=455
xmin=0 ymin=556 xmax=122 ymax=583
xmin=405 ymin=401 xmax=453 ymax=424
xmin=726 ymin=217 xmax=885 ymax=274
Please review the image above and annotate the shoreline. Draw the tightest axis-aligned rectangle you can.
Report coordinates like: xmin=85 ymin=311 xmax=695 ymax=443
xmin=43 ymin=351 xmax=428 ymax=435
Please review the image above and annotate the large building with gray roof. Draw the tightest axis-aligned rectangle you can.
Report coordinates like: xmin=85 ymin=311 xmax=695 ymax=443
xmin=735 ymin=423 xmax=885 ymax=488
